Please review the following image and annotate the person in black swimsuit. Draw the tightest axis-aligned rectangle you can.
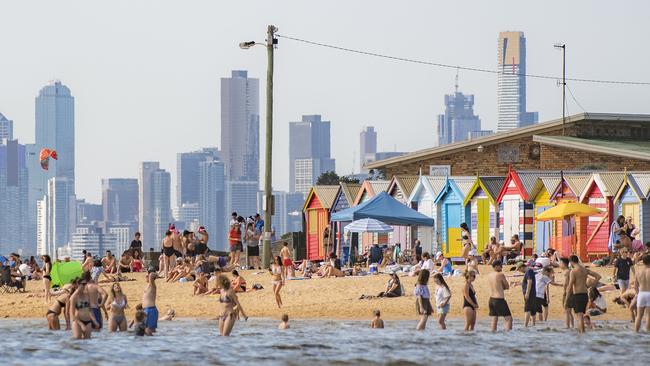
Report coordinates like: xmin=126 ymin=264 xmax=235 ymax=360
xmin=161 ymin=230 xmax=176 ymax=278
xmin=463 ymin=270 xmax=478 ymax=331
xmin=41 ymin=255 xmax=52 ymax=304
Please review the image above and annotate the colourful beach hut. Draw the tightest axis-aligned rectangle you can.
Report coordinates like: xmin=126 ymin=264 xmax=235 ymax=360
xmin=387 ymin=175 xmax=420 ymax=249
xmin=548 ymin=174 xmax=592 ymax=259
xmin=303 ymin=185 xmax=340 ymax=260
xmin=434 ymin=176 xmax=475 ymax=258
xmin=462 ymin=176 xmax=505 ymax=253
xmin=614 ymin=173 xmax=650 ymax=243
xmin=579 ymin=173 xmax=625 ymax=258
xmin=353 ymin=180 xmax=390 ymax=205
xmin=331 ymin=182 xmax=362 ymax=260
xmin=529 ymin=175 xmax=562 ymax=254
xmin=408 ymin=176 xmax=446 ymax=253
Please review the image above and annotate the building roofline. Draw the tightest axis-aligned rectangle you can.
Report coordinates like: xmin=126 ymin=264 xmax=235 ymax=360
xmin=365 ymin=113 xmax=650 ymax=169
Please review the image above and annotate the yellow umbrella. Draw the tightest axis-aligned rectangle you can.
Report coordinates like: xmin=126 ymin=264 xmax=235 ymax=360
xmin=535 ymin=202 xmax=602 ymax=221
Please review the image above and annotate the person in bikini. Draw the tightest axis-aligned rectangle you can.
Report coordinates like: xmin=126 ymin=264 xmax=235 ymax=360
xmin=108 ymin=282 xmax=128 ymax=332
xmin=217 ymin=274 xmax=247 ymax=336
xmin=193 ymin=272 xmax=209 ymax=295
xmin=41 ymin=255 xmax=52 ymax=304
xmin=46 ymin=283 xmax=75 ymax=330
xmin=565 ymin=255 xmax=601 ymax=333
xmin=143 ymin=269 xmax=159 ymax=333
xmin=635 ymin=254 xmax=650 ymax=332
xmin=270 ymin=256 xmax=284 ymax=308
xmin=231 ymin=270 xmax=247 ymax=292
xmin=487 ymin=260 xmax=513 ymax=331
xmin=161 ymin=230 xmax=176 ymax=278
xmin=69 ymin=278 xmax=99 ymax=339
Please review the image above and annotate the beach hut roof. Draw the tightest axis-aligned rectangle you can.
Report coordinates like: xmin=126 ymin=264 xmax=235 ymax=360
xmin=303 ymin=185 xmax=340 ymax=211
xmin=339 ymin=182 xmax=362 ymax=205
xmin=564 ymin=175 xmax=592 ymax=197
xmin=435 ymin=176 xmax=475 ymax=204
xmin=580 ymin=172 xmax=625 ymax=201
xmin=463 ymin=176 xmax=505 ymax=206
xmin=425 ymin=176 xmax=447 ymax=197
xmin=354 ymin=180 xmax=390 ymax=205
xmin=389 ymin=175 xmax=419 ymax=199
xmin=528 ymin=175 xmax=562 ymax=201
xmin=631 ymin=173 xmax=650 ymax=198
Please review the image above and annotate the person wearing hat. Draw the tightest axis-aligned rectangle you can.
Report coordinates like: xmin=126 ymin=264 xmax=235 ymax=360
xmin=437 ymin=252 xmax=453 ymax=276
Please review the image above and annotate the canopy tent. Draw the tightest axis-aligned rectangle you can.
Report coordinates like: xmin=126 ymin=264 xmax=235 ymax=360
xmin=535 ymin=202 xmax=602 ymax=221
xmin=344 ymin=218 xmax=394 ymax=233
xmin=331 ymin=192 xmax=434 ymax=226
xmin=50 ymin=261 xmax=83 ymax=288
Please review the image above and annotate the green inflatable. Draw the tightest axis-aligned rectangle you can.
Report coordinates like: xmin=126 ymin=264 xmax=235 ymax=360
xmin=50 ymin=261 xmax=83 ymax=288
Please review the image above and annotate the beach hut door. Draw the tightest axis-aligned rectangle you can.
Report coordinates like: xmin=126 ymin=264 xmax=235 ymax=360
xmin=536 ymin=207 xmax=552 ymax=255
xmin=622 ymin=203 xmax=640 ymax=228
xmin=446 ymin=204 xmax=462 ymax=257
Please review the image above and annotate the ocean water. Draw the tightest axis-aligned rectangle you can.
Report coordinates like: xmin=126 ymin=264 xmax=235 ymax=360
xmin=0 ymin=318 xmax=647 ymax=365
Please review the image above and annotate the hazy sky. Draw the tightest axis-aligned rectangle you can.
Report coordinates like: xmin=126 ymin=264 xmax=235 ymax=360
xmin=2 ymin=0 xmax=649 ymax=204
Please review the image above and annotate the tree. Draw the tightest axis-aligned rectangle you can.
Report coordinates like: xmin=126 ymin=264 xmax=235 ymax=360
xmin=316 ymin=171 xmax=340 ymax=185
xmin=340 ymin=175 xmax=360 ymax=184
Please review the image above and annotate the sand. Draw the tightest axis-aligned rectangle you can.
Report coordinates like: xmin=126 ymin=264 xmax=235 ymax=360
xmin=1 ymin=265 xmax=633 ymax=323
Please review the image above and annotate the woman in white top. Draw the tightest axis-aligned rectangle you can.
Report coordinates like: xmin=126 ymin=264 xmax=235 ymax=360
xmin=108 ymin=283 xmax=128 ymax=332
xmin=433 ymin=273 xmax=451 ymax=329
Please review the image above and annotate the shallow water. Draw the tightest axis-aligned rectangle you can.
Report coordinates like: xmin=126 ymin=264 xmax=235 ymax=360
xmin=0 ymin=318 xmax=647 ymax=365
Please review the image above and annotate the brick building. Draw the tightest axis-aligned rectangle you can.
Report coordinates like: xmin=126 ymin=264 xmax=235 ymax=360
xmin=366 ymin=113 xmax=650 ymax=177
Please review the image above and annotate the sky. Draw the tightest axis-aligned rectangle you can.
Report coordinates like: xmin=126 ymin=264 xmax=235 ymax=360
xmin=1 ymin=0 xmax=649 ymax=204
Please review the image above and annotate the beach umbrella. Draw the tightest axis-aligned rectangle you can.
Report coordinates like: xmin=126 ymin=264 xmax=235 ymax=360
xmin=344 ymin=218 xmax=394 ymax=233
xmin=535 ymin=202 xmax=602 ymax=221
xmin=50 ymin=261 xmax=83 ymax=287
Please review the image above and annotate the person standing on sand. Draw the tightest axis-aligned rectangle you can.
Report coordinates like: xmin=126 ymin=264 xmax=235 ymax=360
xmin=143 ymin=270 xmax=159 ymax=333
xmin=463 ymin=270 xmax=478 ymax=331
xmin=635 ymin=254 xmax=650 ymax=332
xmin=270 ymin=256 xmax=284 ymax=308
xmin=414 ymin=269 xmax=433 ymax=331
xmin=161 ymin=230 xmax=175 ymax=278
xmin=280 ymin=242 xmax=294 ymax=279
xmin=559 ymin=258 xmax=574 ymax=329
xmin=487 ymin=261 xmax=512 ymax=331
xmin=565 ymin=255 xmax=601 ymax=333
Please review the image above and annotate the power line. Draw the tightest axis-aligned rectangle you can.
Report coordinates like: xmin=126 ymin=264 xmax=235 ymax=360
xmin=276 ymin=34 xmax=650 ymax=86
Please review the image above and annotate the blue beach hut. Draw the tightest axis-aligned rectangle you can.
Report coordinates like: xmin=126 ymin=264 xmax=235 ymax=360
xmin=433 ymin=176 xmax=475 ymax=258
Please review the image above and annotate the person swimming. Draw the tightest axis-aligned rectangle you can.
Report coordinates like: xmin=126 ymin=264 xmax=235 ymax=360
xmin=278 ymin=314 xmax=290 ymax=330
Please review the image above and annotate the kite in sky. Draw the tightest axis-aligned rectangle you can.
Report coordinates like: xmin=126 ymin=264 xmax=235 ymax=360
xmin=39 ymin=148 xmax=58 ymax=170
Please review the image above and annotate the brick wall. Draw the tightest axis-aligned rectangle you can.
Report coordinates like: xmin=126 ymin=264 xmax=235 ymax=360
xmin=540 ymin=144 xmax=650 ymax=171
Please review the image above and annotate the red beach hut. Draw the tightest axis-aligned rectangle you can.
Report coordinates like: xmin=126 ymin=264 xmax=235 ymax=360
xmin=303 ymin=185 xmax=340 ymax=260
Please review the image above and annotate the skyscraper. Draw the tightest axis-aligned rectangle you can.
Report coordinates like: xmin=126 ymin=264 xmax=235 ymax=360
xmin=436 ymin=87 xmax=482 ymax=146
xmin=221 ymin=70 xmax=260 ymax=219
xmin=360 ymin=126 xmax=377 ymax=173
xmin=31 ymin=81 xmax=75 ymax=253
xmin=37 ymin=177 xmax=76 ymax=257
xmin=258 ymin=191 xmax=304 ymax=237
xmin=0 ymin=139 xmax=29 ymax=254
xmin=289 ymin=115 xmax=335 ymax=195
xmin=177 ymin=148 xmax=220 ymax=207
xmin=199 ymin=159 xmax=226 ymax=250
xmin=497 ymin=31 xmax=538 ymax=132
xmin=139 ymin=162 xmax=171 ymax=249
xmin=0 ymin=113 xmax=13 ymax=141
xmin=70 ymin=223 xmax=117 ymax=261
xmin=102 ymin=178 xmax=139 ymax=230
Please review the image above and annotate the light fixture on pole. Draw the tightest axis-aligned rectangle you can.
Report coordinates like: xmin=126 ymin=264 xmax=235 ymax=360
xmin=554 ymin=43 xmax=566 ymax=135
xmin=239 ymin=25 xmax=278 ymax=268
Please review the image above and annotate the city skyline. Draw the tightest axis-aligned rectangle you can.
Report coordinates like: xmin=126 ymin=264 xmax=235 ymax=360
xmin=1 ymin=1 xmax=650 ymax=204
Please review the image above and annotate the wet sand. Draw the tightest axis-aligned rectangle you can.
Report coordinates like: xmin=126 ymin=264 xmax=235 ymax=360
xmin=2 ymin=265 xmax=633 ymax=322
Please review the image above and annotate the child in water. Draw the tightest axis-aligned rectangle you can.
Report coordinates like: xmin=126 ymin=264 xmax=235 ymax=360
xmin=370 ymin=309 xmax=384 ymax=329
xmin=278 ymin=314 xmax=290 ymax=329
xmin=134 ymin=309 xmax=152 ymax=336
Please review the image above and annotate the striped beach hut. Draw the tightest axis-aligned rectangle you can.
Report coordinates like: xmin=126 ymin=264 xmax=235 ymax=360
xmin=548 ymin=174 xmax=592 ymax=259
xmin=408 ymin=176 xmax=446 ymax=253
xmin=331 ymin=182 xmax=362 ymax=259
xmin=463 ymin=176 xmax=505 ymax=253
xmin=614 ymin=173 xmax=650 ymax=243
xmin=580 ymin=173 xmax=625 ymax=258
xmin=434 ymin=176 xmax=475 ymax=258
xmin=529 ymin=175 xmax=562 ymax=254
xmin=353 ymin=180 xmax=390 ymax=248
xmin=303 ymin=185 xmax=340 ymax=260
xmin=387 ymin=175 xmax=420 ymax=249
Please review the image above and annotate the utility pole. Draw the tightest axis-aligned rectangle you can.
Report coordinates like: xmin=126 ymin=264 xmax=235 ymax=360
xmin=262 ymin=25 xmax=278 ymax=268
xmin=555 ymin=43 xmax=566 ymax=135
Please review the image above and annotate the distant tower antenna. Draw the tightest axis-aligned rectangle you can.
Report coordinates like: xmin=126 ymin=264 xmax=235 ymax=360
xmin=455 ymin=67 xmax=459 ymax=93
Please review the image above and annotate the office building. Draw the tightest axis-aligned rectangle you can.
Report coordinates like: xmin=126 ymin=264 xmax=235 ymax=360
xmin=258 ymin=191 xmax=304 ymax=237
xmin=375 ymin=152 xmax=406 ymax=161
xmin=497 ymin=31 xmax=538 ymax=132
xmin=199 ymin=159 xmax=226 ymax=250
xmin=173 ymin=202 xmax=201 ymax=227
xmin=76 ymin=199 xmax=103 ymax=224
xmin=436 ymin=86 xmax=482 ymax=146
xmin=177 ymin=148 xmax=220 ymax=207
xmin=107 ymin=223 xmax=131 ymax=255
xmin=0 ymin=139 xmax=29 ymax=254
xmin=71 ymin=223 xmax=117 ymax=261
xmin=360 ymin=126 xmax=377 ymax=173
xmin=468 ymin=130 xmax=495 ymax=140
xmin=289 ymin=115 xmax=335 ymax=195
xmin=226 ymin=180 xmax=258 ymax=219
xmin=101 ymin=178 xmax=139 ymax=232
xmin=37 ymin=177 xmax=76 ymax=257
xmin=138 ymin=162 xmax=171 ymax=249
xmin=0 ymin=113 xmax=13 ymax=141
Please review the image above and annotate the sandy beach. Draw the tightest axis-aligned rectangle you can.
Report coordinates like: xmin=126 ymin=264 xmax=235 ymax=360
xmin=2 ymin=265 xmax=633 ymax=322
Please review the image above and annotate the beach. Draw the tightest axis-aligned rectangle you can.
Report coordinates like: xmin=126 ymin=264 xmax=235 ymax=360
xmin=2 ymin=265 xmax=633 ymax=322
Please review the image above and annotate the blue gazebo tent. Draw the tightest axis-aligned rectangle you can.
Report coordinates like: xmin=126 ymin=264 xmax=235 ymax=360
xmin=331 ymin=192 xmax=434 ymax=226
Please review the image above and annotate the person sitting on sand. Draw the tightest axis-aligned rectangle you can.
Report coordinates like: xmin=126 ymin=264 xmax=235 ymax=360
xmin=102 ymin=250 xmax=117 ymax=274
xmin=367 ymin=243 xmax=383 ymax=268
xmin=482 ymin=236 xmax=498 ymax=265
xmin=436 ymin=252 xmax=453 ymax=276
xmin=378 ymin=272 xmax=402 ymax=298
xmin=380 ymin=246 xmax=393 ymax=267
xmin=193 ymin=272 xmax=209 ymax=295
xmin=410 ymin=252 xmax=435 ymax=277
xmin=322 ymin=254 xmax=345 ymax=278
xmin=231 ymin=270 xmax=247 ymax=292
xmin=278 ymin=314 xmax=290 ymax=329
xmin=371 ymin=309 xmax=384 ymax=329
xmin=118 ymin=253 xmax=133 ymax=274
